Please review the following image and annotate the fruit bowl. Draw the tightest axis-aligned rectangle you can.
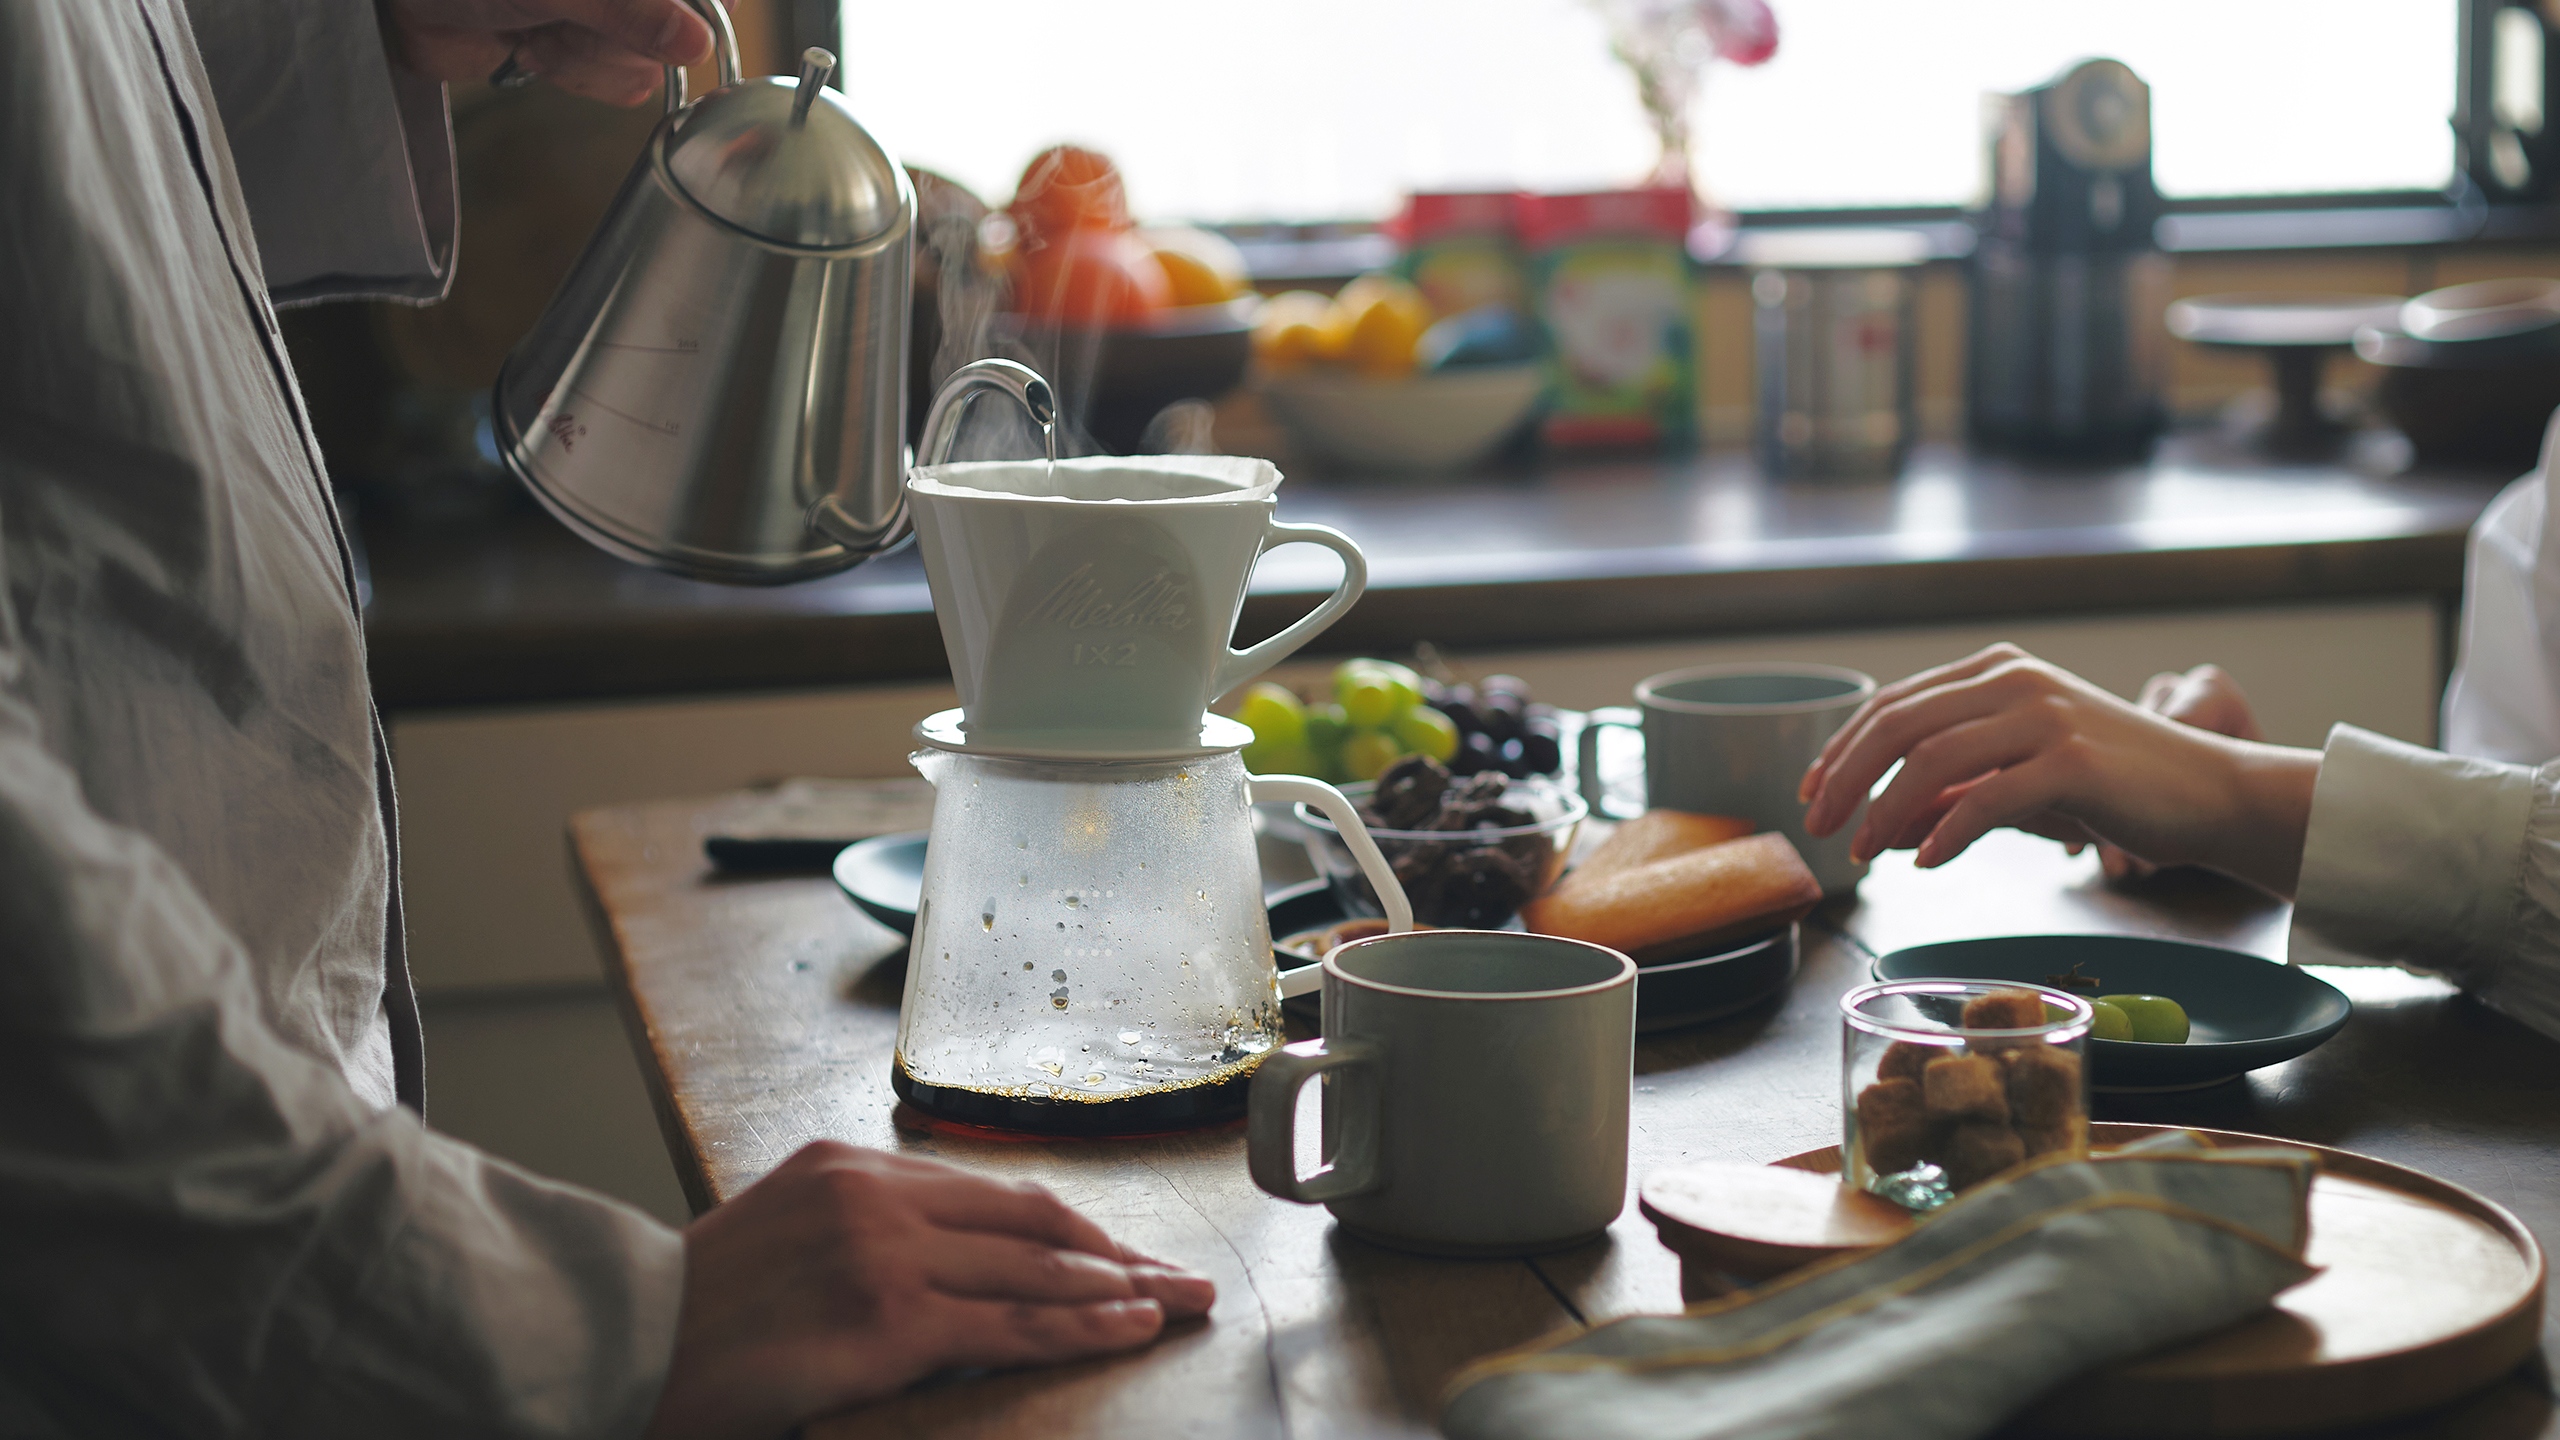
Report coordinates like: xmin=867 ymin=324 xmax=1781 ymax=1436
xmin=1259 ymin=362 xmax=1544 ymax=474
xmin=1295 ymin=774 xmax=1586 ymax=929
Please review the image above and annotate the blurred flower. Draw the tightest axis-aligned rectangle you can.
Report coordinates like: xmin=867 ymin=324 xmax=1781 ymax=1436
xmin=1588 ymin=0 xmax=1780 ymax=194
xmin=1699 ymin=0 xmax=1778 ymax=66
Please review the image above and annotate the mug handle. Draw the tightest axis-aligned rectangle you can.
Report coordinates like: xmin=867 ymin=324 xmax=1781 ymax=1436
xmin=1213 ymin=522 xmax=1367 ymax=702
xmin=1575 ymin=706 xmax=1645 ymax=822
xmin=1247 ymin=1036 xmax=1383 ymax=1204
xmin=1251 ymin=775 xmax=1412 ymax=1001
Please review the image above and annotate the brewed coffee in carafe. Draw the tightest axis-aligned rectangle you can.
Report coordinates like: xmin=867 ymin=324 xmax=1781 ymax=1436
xmin=895 ymin=747 xmax=1284 ymax=1133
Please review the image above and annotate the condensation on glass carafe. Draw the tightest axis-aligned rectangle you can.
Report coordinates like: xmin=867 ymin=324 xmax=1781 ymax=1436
xmin=896 ymin=748 xmax=1282 ymax=1108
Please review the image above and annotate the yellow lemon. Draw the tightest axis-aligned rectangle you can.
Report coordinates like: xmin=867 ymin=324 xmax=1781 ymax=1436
xmin=1144 ymin=225 xmax=1250 ymax=306
xmin=1332 ymin=272 xmax=1433 ymax=376
xmin=1253 ymin=290 xmax=1347 ymax=370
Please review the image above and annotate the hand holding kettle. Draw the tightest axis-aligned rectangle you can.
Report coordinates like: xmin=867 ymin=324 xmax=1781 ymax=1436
xmin=378 ymin=0 xmax=717 ymax=106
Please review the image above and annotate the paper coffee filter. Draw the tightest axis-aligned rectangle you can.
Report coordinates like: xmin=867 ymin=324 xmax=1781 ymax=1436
xmin=911 ymin=454 xmax=1281 ymax=503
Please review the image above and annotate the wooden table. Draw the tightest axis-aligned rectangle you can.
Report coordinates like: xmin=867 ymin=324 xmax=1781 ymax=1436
xmin=572 ymin=793 xmax=2560 ymax=1438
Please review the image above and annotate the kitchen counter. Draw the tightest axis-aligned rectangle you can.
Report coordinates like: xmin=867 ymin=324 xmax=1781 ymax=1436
xmin=358 ymin=435 xmax=2513 ymax=711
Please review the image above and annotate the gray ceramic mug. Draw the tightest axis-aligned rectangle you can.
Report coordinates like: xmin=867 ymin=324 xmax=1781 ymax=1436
xmin=1245 ymin=930 xmax=1634 ymax=1257
xmin=1577 ymin=662 xmax=1877 ymax=894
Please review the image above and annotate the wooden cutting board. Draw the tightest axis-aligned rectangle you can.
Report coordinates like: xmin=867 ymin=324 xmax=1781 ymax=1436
xmin=1640 ymin=1123 xmax=2545 ymax=1438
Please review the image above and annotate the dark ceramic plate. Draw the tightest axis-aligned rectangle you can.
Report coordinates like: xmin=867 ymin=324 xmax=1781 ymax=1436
xmin=1872 ymin=935 xmax=2351 ymax=1092
xmin=834 ymin=832 xmax=929 ymax=936
xmin=1271 ymin=879 xmax=1795 ymax=1034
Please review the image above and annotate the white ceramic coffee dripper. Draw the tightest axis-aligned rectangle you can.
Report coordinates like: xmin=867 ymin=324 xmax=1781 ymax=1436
xmin=907 ymin=451 xmax=1365 ymax=754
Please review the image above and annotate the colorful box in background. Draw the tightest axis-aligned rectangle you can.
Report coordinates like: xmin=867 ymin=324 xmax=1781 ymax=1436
xmin=1517 ymin=188 xmax=1697 ymax=450
xmin=1387 ymin=191 xmax=1532 ymax=322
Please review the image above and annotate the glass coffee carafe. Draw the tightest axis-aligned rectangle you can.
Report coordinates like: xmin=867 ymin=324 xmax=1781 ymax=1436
xmin=896 ymin=726 xmax=1404 ymax=1134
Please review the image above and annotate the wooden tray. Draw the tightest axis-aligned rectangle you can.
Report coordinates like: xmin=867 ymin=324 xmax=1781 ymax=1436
xmin=1641 ymin=1124 xmax=2545 ymax=1438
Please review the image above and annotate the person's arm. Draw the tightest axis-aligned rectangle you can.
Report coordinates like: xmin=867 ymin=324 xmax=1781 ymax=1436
xmin=180 ymin=0 xmax=717 ymax=306
xmin=181 ymin=0 xmax=463 ymax=303
xmin=2291 ymin=725 xmax=2560 ymax=1040
xmin=0 ymin=659 xmax=689 ymax=1434
xmin=1797 ymin=644 xmax=2320 ymax=896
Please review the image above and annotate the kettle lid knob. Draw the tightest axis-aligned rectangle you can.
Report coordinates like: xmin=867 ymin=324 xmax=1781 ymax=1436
xmin=659 ymin=48 xmax=910 ymax=250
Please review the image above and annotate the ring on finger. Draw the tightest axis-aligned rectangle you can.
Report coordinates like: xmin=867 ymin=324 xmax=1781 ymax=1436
xmin=488 ymin=46 xmax=537 ymax=88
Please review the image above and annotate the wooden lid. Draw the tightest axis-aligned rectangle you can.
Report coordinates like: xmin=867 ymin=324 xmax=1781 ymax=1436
xmin=1638 ymin=1161 xmax=1911 ymax=1285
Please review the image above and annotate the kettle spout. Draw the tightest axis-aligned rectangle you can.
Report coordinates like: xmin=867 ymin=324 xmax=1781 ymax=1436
xmin=914 ymin=358 xmax=1059 ymax=471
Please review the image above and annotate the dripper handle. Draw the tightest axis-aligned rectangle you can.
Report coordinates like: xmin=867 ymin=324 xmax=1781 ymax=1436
xmin=1252 ymin=776 xmax=1411 ymax=1001
xmin=661 ymin=0 xmax=744 ymax=115
xmin=1215 ymin=523 xmax=1367 ymax=702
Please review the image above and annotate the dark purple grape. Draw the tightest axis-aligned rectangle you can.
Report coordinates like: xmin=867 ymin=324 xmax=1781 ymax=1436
xmin=1440 ymin=697 xmax=1482 ymax=734
xmin=1519 ymin=729 xmax=1562 ymax=775
xmin=1480 ymin=673 xmax=1531 ymax=701
xmin=1452 ymin=730 xmax=1497 ymax=776
xmin=1497 ymin=736 xmax=1529 ymax=777
xmin=1480 ymin=702 xmax=1523 ymax=743
xmin=1420 ymin=678 xmax=1450 ymax=709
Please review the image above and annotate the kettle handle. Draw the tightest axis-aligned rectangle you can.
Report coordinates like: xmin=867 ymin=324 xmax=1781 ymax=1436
xmin=661 ymin=0 xmax=744 ymax=115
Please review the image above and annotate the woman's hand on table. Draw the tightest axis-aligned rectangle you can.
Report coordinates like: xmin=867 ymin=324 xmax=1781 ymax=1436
xmin=1796 ymin=644 xmax=2321 ymax=897
xmin=643 ymin=1141 xmax=1217 ymax=1440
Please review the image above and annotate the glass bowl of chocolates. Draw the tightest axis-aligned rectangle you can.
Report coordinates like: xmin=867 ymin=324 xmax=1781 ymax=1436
xmin=1295 ymin=755 xmax=1586 ymax=930
xmin=1840 ymin=979 xmax=2094 ymax=1212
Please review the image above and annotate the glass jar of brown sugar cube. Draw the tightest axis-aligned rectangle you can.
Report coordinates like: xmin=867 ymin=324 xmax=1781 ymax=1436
xmin=1840 ymin=979 xmax=2095 ymax=1212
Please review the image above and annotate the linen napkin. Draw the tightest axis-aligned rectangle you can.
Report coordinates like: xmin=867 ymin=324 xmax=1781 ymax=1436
xmin=1441 ymin=1140 xmax=2319 ymax=1440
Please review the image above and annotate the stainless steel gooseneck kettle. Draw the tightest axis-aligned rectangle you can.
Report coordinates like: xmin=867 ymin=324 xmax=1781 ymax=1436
xmin=493 ymin=0 xmax=917 ymax=584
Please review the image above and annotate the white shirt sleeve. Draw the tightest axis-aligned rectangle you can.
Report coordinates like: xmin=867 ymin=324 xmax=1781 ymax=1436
xmin=180 ymin=0 xmax=456 ymax=304
xmin=2443 ymin=410 xmax=2560 ymax=764
xmin=2291 ymin=723 xmax=2560 ymax=1040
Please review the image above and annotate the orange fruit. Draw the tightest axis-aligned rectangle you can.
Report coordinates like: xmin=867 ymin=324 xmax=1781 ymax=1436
xmin=1332 ymin=273 xmax=1434 ymax=376
xmin=1011 ymin=144 xmax=1130 ymax=244
xmin=1144 ymin=225 xmax=1250 ymax=306
xmin=1015 ymin=226 xmax=1171 ymax=326
xmin=1253 ymin=290 xmax=1348 ymax=369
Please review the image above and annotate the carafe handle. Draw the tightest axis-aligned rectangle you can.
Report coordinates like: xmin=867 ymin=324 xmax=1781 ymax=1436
xmin=660 ymin=0 xmax=744 ymax=115
xmin=1252 ymin=776 xmax=1410 ymax=1000
xmin=1214 ymin=523 xmax=1368 ymax=702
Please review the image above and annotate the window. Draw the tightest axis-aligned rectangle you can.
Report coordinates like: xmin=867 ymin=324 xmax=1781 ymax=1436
xmin=846 ymin=1 xmax=2459 ymax=222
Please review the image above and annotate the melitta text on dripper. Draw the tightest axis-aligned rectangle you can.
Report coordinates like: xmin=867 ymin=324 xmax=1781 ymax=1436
xmin=894 ymin=361 xmax=1410 ymax=1135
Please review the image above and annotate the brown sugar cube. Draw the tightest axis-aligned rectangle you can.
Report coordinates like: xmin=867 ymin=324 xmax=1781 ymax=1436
xmin=1997 ymin=1045 xmax=2083 ymax=1131
xmin=1942 ymin=1121 xmax=2028 ymax=1189
xmin=1962 ymin=988 xmax=2050 ymax=1031
xmin=2019 ymin=1120 xmax=2082 ymax=1159
xmin=1855 ymin=1078 xmax=1938 ymax=1176
xmin=1876 ymin=1041 xmax=1936 ymax=1084
xmin=1921 ymin=1054 xmax=2009 ymax=1123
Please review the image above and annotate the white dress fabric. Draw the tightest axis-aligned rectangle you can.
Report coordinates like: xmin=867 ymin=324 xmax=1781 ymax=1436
xmin=2291 ymin=412 xmax=2560 ymax=1041
xmin=0 ymin=1 xmax=682 ymax=1434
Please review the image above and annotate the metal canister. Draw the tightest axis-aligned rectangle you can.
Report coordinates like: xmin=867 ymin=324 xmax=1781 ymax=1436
xmin=1747 ymin=230 xmax=1925 ymax=480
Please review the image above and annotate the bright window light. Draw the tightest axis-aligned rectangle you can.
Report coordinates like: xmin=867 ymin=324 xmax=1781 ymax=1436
xmin=844 ymin=0 xmax=2458 ymax=222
